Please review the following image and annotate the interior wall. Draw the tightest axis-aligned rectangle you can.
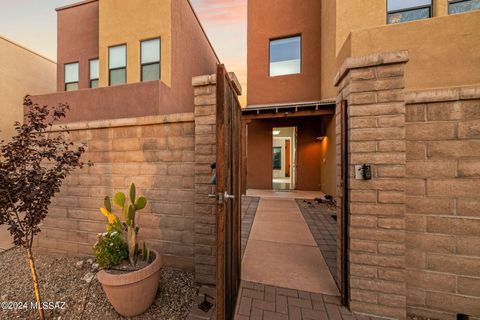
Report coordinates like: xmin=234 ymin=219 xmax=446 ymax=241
xmin=246 ymin=116 xmax=327 ymax=191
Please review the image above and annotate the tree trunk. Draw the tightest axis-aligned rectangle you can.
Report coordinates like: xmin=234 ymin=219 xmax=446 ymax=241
xmin=27 ymin=248 xmax=45 ymax=320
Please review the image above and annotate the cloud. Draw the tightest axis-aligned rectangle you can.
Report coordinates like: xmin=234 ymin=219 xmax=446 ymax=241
xmin=191 ymin=0 xmax=247 ymax=24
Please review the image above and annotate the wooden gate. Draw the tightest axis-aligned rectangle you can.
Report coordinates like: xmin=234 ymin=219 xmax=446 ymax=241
xmin=215 ymin=64 xmax=242 ymax=320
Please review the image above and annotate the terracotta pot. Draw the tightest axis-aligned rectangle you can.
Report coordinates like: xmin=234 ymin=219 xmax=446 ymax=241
xmin=97 ymin=250 xmax=162 ymax=317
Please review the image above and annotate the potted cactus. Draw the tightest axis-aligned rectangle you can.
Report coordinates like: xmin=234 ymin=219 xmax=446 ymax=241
xmin=94 ymin=183 xmax=162 ymax=317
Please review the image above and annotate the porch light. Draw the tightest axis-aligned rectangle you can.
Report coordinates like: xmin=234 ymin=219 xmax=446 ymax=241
xmin=316 ymin=136 xmax=326 ymax=141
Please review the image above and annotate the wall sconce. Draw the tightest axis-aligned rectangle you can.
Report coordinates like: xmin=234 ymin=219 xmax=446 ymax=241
xmin=315 ymin=125 xmax=326 ymax=141
xmin=316 ymin=136 xmax=326 ymax=141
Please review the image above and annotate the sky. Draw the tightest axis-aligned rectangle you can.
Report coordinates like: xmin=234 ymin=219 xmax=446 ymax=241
xmin=0 ymin=0 xmax=248 ymax=104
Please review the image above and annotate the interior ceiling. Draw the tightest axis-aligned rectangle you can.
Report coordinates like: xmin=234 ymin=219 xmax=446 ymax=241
xmin=273 ymin=127 xmax=294 ymax=138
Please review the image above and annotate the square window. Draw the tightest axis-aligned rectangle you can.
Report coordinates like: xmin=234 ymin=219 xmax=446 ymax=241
xmin=141 ymin=38 xmax=161 ymax=81
xmin=269 ymin=36 xmax=301 ymax=77
xmin=109 ymin=45 xmax=127 ymax=86
xmin=64 ymin=62 xmax=79 ymax=91
xmin=89 ymin=59 xmax=99 ymax=88
xmin=387 ymin=0 xmax=432 ymax=24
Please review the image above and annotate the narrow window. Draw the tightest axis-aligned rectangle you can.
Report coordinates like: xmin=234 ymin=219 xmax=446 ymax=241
xmin=269 ymin=36 xmax=301 ymax=77
xmin=109 ymin=44 xmax=127 ymax=86
xmin=141 ymin=38 xmax=161 ymax=81
xmin=64 ymin=62 xmax=79 ymax=91
xmin=387 ymin=0 xmax=432 ymax=24
xmin=449 ymin=0 xmax=480 ymax=14
xmin=89 ymin=58 xmax=99 ymax=88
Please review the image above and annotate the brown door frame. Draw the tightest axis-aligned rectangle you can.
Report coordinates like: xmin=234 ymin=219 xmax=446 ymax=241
xmin=340 ymin=100 xmax=350 ymax=307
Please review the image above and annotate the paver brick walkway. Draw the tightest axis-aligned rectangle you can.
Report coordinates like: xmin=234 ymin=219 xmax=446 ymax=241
xmin=235 ymin=280 xmax=375 ymax=320
xmin=296 ymin=200 xmax=338 ymax=284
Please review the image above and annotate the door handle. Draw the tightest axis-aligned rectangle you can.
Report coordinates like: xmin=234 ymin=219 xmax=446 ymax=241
xmin=224 ymin=191 xmax=235 ymax=200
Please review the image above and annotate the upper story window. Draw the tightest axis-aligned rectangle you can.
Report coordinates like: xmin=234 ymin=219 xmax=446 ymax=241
xmin=89 ymin=59 xmax=99 ymax=88
xmin=449 ymin=0 xmax=480 ymax=14
xmin=387 ymin=0 xmax=432 ymax=24
xmin=64 ymin=62 xmax=79 ymax=91
xmin=109 ymin=44 xmax=127 ymax=86
xmin=141 ymin=38 xmax=161 ymax=81
xmin=269 ymin=36 xmax=301 ymax=77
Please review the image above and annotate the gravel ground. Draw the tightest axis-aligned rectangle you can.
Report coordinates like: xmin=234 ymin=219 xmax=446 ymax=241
xmin=0 ymin=248 xmax=197 ymax=320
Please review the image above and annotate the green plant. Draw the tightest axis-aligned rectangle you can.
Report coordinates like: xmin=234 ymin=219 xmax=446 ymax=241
xmin=94 ymin=231 xmax=129 ymax=269
xmin=0 ymin=97 xmax=91 ymax=320
xmin=99 ymin=183 xmax=149 ymax=267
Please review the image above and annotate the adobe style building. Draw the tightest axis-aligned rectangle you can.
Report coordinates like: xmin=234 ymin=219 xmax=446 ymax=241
xmin=244 ymin=0 xmax=480 ymax=319
xmin=33 ymin=0 xmax=219 ymax=123
xmin=0 ymin=36 xmax=56 ymax=142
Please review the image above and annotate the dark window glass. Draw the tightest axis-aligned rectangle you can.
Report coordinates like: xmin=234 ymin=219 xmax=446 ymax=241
xmin=109 ymin=45 xmax=126 ymax=86
xmin=109 ymin=68 xmax=126 ymax=86
xmin=270 ymin=36 xmax=301 ymax=77
xmin=141 ymin=38 xmax=161 ymax=81
xmin=449 ymin=0 xmax=480 ymax=14
xmin=90 ymin=79 xmax=99 ymax=88
xmin=272 ymin=147 xmax=282 ymax=170
xmin=387 ymin=0 xmax=432 ymax=24
xmin=65 ymin=83 xmax=79 ymax=91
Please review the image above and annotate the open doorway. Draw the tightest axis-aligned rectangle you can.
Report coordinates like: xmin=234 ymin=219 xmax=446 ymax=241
xmin=272 ymin=126 xmax=296 ymax=190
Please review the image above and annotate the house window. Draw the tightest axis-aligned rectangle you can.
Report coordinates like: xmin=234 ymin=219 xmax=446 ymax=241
xmin=141 ymin=38 xmax=161 ymax=81
xmin=109 ymin=44 xmax=127 ymax=86
xmin=269 ymin=36 xmax=301 ymax=77
xmin=89 ymin=59 xmax=99 ymax=88
xmin=64 ymin=62 xmax=79 ymax=91
xmin=449 ymin=0 xmax=480 ymax=14
xmin=387 ymin=0 xmax=432 ymax=24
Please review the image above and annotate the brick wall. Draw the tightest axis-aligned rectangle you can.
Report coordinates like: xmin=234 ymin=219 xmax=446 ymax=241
xmin=405 ymin=87 xmax=480 ymax=319
xmin=335 ymin=51 xmax=480 ymax=319
xmin=335 ymin=51 xmax=409 ymax=319
xmin=34 ymin=74 xmax=220 ymax=283
xmin=192 ymin=74 xmax=218 ymax=285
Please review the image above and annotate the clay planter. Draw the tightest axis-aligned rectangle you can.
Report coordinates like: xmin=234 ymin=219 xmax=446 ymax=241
xmin=97 ymin=250 xmax=162 ymax=317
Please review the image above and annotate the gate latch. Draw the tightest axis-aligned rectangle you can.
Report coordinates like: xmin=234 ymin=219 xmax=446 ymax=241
xmin=208 ymin=192 xmax=234 ymax=202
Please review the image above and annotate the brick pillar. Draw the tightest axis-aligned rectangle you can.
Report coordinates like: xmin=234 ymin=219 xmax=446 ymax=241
xmin=192 ymin=74 xmax=217 ymax=285
xmin=334 ymin=51 xmax=409 ymax=319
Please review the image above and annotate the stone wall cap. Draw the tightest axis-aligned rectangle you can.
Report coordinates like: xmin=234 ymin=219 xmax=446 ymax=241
xmin=192 ymin=74 xmax=217 ymax=86
xmin=334 ymin=50 xmax=409 ymax=86
xmin=405 ymin=85 xmax=480 ymax=104
xmin=48 ymin=113 xmax=195 ymax=132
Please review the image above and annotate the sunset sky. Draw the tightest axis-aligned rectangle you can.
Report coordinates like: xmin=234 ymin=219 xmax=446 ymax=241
xmin=0 ymin=0 xmax=248 ymax=104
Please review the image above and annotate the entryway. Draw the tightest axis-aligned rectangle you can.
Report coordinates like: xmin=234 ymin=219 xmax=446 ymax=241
xmin=272 ymin=127 xmax=296 ymax=190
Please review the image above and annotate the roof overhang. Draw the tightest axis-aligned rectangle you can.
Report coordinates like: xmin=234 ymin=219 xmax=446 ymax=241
xmin=242 ymin=100 xmax=336 ymax=120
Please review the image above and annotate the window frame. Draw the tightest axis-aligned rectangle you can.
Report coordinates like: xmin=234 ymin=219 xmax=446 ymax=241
xmin=140 ymin=37 xmax=161 ymax=82
xmin=108 ymin=44 xmax=127 ymax=86
xmin=448 ymin=0 xmax=480 ymax=14
xmin=89 ymin=58 xmax=99 ymax=88
xmin=386 ymin=0 xmax=433 ymax=24
xmin=64 ymin=61 xmax=79 ymax=92
xmin=268 ymin=34 xmax=302 ymax=78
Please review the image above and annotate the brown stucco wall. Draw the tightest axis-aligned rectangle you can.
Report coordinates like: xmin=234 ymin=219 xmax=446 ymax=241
xmin=57 ymin=0 xmax=99 ymax=92
xmin=342 ymin=11 xmax=480 ymax=93
xmin=320 ymin=116 xmax=337 ymax=197
xmin=247 ymin=0 xmax=322 ymax=106
xmin=170 ymin=0 xmax=219 ymax=115
xmin=0 ymin=37 xmax=56 ymax=142
xmin=320 ymin=0 xmax=337 ymax=101
xmin=246 ymin=117 xmax=326 ymax=191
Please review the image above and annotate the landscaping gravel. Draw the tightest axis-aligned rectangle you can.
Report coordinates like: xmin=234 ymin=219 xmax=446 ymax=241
xmin=0 ymin=248 xmax=197 ymax=320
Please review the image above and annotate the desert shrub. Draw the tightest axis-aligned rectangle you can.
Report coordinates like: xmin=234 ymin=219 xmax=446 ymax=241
xmin=94 ymin=231 xmax=128 ymax=269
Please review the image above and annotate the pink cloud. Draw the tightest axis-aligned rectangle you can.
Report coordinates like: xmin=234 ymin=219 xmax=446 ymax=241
xmin=191 ymin=0 xmax=247 ymax=24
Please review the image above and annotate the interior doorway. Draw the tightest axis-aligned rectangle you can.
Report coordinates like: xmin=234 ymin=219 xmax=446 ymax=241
xmin=272 ymin=126 xmax=296 ymax=190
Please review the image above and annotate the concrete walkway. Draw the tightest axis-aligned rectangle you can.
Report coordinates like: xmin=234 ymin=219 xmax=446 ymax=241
xmin=242 ymin=196 xmax=339 ymax=296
